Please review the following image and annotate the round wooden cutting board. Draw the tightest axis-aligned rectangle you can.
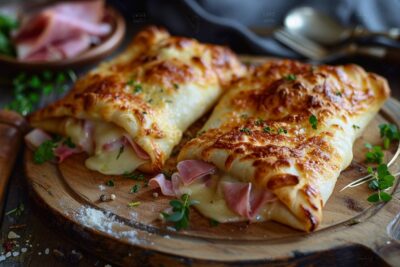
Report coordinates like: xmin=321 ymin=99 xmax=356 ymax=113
xmin=24 ymin=80 xmax=400 ymax=265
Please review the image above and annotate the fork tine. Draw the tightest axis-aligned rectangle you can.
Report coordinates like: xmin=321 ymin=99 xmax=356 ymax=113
xmin=274 ymin=28 xmax=327 ymax=60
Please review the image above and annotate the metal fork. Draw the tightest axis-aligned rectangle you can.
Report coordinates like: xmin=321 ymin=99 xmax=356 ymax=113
xmin=274 ymin=28 xmax=400 ymax=63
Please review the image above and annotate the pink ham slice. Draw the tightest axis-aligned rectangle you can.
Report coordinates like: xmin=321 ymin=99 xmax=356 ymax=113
xmin=123 ymin=135 xmax=150 ymax=160
xmin=222 ymin=181 xmax=276 ymax=219
xmin=102 ymin=135 xmax=150 ymax=160
xmin=24 ymin=128 xmax=52 ymax=150
xmin=54 ymin=144 xmax=81 ymax=163
xmin=149 ymin=174 xmax=175 ymax=196
xmin=177 ymin=160 xmax=216 ymax=185
xmin=13 ymin=0 xmax=110 ymax=61
xmin=23 ymin=33 xmax=91 ymax=61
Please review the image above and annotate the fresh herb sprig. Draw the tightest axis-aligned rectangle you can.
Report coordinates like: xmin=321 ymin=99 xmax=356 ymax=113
xmin=161 ymin=194 xmax=198 ymax=230
xmin=365 ymin=143 xmax=384 ymax=164
xmin=0 ymin=14 xmax=18 ymax=57
xmin=4 ymin=71 xmax=76 ymax=115
xmin=379 ymin=123 xmax=400 ymax=149
xmin=33 ymin=140 xmax=57 ymax=164
xmin=123 ymin=172 xmax=145 ymax=181
xmin=366 ymin=164 xmax=394 ymax=203
xmin=309 ymin=114 xmax=318 ymax=130
xmin=5 ymin=203 xmax=24 ymax=217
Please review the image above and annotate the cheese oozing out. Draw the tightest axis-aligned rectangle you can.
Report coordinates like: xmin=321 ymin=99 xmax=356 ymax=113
xmin=65 ymin=118 xmax=148 ymax=175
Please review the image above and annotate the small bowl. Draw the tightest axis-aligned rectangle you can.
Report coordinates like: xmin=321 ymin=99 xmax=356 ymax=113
xmin=0 ymin=2 xmax=126 ymax=72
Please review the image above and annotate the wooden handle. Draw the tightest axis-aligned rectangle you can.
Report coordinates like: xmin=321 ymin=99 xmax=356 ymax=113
xmin=0 ymin=110 xmax=27 ymax=211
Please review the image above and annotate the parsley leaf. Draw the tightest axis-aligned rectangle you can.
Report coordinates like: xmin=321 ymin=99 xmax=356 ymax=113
xmin=63 ymin=137 xmax=76 ymax=148
xmin=33 ymin=140 xmax=56 ymax=164
xmin=285 ymin=74 xmax=296 ymax=81
xmin=263 ymin=126 xmax=271 ymax=133
xmin=278 ymin=127 xmax=287 ymax=134
xmin=379 ymin=123 xmax=400 ymax=149
xmin=161 ymin=194 xmax=198 ymax=230
xmin=105 ymin=180 xmax=115 ymax=187
xmin=116 ymin=145 xmax=124 ymax=160
xmin=240 ymin=127 xmax=252 ymax=135
xmin=366 ymin=164 xmax=394 ymax=203
xmin=130 ymin=184 xmax=140 ymax=193
xmin=309 ymin=114 xmax=318 ymax=130
xmin=123 ymin=172 xmax=145 ymax=181
xmin=352 ymin=124 xmax=360 ymax=130
xmin=365 ymin=144 xmax=384 ymax=164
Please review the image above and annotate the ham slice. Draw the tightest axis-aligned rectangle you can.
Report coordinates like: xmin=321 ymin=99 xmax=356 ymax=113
xmin=23 ymin=34 xmax=91 ymax=61
xmin=54 ymin=144 xmax=81 ymax=163
xmin=177 ymin=160 xmax=216 ymax=185
xmin=149 ymin=174 xmax=175 ymax=196
xmin=123 ymin=135 xmax=150 ymax=160
xmin=24 ymin=128 xmax=52 ymax=150
xmin=102 ymin=135 xmax=150 ymax=160
xmin=13 ymin=0 xmax=111 ymax=61
xmin=222 ymin=182 xmax=276 ymax=219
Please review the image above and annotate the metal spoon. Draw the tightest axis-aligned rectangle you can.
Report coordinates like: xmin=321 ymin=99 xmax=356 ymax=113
xmin=284 ymin=6 xmax=400 ymax=45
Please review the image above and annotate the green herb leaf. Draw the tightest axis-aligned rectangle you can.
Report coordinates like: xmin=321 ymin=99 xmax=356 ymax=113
xmin=365 ymin=145 xmax=384 ymax=164
xmin=5 ymin=203 xmax=24 ymax=217
xmin=130 ymin=184 xmax=140 ymax=193
xmin=309 ymin=114 xmax=318 ymax=130
xmin=173 ymin=83 xmax=179 ymax=90
xmin=62 ymin=137 xmax=76 ymax=148
xmin=116 ymin=145 xmax=124 ymax=160
xmin=127 ymin=201 xmax=141 ymax=207
xmin=33 ymin=140 xmax=56 ymax=164
xmin=161 ymin=194 xmax=197 ymax=230
xmin=209 ymin=219 xmax=219 ymax=227
xmin=254 ymin=118 xmax=263 ymax=126
xmin=352 ymin=124 xmax=360 ymax=130
xmin=379 ymin=123 xmax=400 ymax=149
xmin=366 ymin=163 xmax=395 ymax=203
xmin=263 ymin=126 xmax=271 ymax=133
xmin=285 ymin=74 xmax=296 ymax=81
xmin=278 ymin=127 xmax=287 ymax=134
xmin=105 ymin=180 xmax=115 ymax=187
xmin=123 ymin=172 xmax=145 ymax=181
xmin=239 ymin=127 xmax=252 ymax=135
xmin=335 ymin=91 xmax=342 ymax=97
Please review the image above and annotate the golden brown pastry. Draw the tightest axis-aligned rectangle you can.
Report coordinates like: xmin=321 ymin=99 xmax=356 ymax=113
xmin=151 ymin=60 xmax=390 ymax=231
xmin=27 ymin=26 xmax=246 ymax=175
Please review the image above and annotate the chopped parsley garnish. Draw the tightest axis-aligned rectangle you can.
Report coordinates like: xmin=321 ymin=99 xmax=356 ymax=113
xmin=0 ymin=14 xmax=18 ymax=57
xmin=263 ymin=126 xmax=271 ymax=133
xmin=173 ymin=83 xmax=179 ymax=90
xmin=352 ymin=125 xmax=360 ymax=130
xmin=285 ymin=74 xmax=296 ymax=81
xmin=105 ymin=180 xmax=115 ymax=187
xmin=254 ymin=118 xmax=263 ymax=126
xmin=379 ymin=123 xmax=400 ymax=149
xmin=209 ymin=219 xmax=219 ymax=227
xmin=240 ymin=114 xmax=248 ymax=119
xmin=365 ymin=143 xmax=384 ymax=164
xmin=130 ymin=184 xmax=140 ymax=193
xmin=63 ymin=137 xmax=76 ymax=148
xmin=335 ymin=91 xmax=342 ymax=97
xmin=116 ymin=145 xmax=124 ymax=160
xmin=278 ymin=127 xmax=287 ymax=134
xmin=197 ymin=130 xmax=206 ymax=137
xmin=161 ymin=194 xmax=198 ymax=230
xmin=309 ymin=114 xmax=318 ymax=130
xmin=4 ymin=71 xmax=75 ymax=115
xmin=240 ymin=127 xmax=252 ymax=135
xmin=33 ymin=140 xmax=56 ymax=164
xmin=366 ymin=164 xmax=394 ymax=203
xmin=128 ymin=201 xmax=141 ymax=207
xmin=134 ymin=84 xmax=142 ymax=93
xmin=5 ymin=203 xmax=24 ymax=217
xmin=147 ymin=98 xmax=153 ymax=103
xmin=123 ymin=172 xmax=145 ymax=181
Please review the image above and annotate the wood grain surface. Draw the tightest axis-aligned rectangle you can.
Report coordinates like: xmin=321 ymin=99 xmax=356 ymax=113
xmin=0 ymin=110 xmax=27 ymax=217
xmin=23 ymin=97 xmax=400 ymax=266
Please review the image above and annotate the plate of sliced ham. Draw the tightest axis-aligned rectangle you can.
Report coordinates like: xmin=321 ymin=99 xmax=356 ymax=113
xmin=0 ymin=0 xmax=125 ymax=71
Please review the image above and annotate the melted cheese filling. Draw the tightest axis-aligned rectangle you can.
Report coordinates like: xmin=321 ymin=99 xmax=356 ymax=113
xmin=65 ymin=119 xmax=148 ymax=175
xmin=182 ymin=173 xmax=276 ymax=223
